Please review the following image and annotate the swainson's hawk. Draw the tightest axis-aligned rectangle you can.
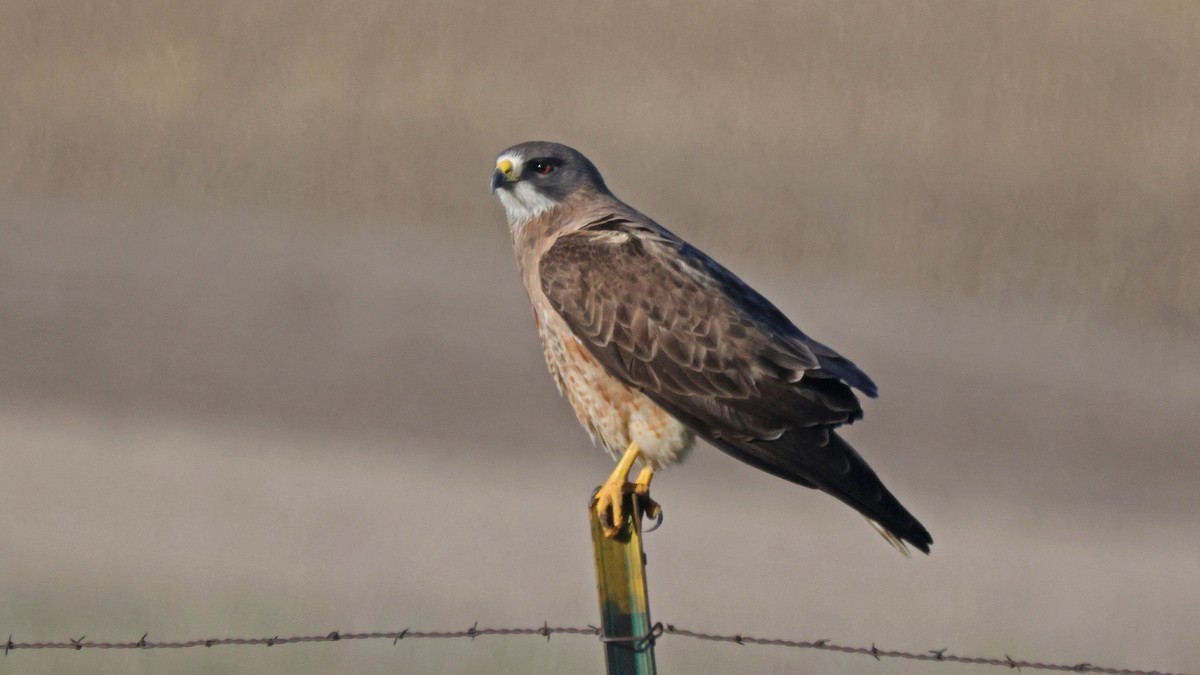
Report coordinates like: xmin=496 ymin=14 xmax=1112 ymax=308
xmin=490 ymin=141 xmax=932 ymax=554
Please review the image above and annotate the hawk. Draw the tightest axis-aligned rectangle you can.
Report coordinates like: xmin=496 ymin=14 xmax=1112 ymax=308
xmin=490 ymin=141 xmax=932 ymax=554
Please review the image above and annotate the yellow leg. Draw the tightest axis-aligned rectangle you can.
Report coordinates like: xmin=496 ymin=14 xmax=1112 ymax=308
xmin=633 ymin=465 xmax=661 ymax=520
xmin=592 ymin=442 xmax=642 ymax=538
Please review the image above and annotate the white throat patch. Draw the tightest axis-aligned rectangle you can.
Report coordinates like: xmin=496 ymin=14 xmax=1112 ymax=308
xmin=497 ymin=179 xmax=560 ymax=229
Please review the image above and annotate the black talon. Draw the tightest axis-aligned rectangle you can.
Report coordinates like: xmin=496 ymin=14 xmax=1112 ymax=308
xmin=643 ymin=504 xmax=664 ymax=533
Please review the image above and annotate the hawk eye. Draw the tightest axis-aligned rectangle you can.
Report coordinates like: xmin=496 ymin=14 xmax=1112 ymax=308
xmin=530 ymin=160 xmax=555 ymax=175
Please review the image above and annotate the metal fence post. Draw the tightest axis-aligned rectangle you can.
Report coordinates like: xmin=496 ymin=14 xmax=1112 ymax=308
xmin=589 ymin=492 xmax=658 ymax=675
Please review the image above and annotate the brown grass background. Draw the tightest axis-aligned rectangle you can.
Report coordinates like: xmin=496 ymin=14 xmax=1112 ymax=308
xmin=1 ymin=2 xmax=1198 ymax=673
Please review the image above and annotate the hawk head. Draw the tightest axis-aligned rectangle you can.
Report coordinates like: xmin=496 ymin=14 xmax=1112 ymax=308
xmin=491 ymin=141 xmax=608 ymax=226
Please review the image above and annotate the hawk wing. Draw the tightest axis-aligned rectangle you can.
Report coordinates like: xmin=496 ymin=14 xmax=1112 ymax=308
xmin=539 ymin=214 xmax=932 ymax=553
xmin=539 ymin=215 xmax=875 ymax=442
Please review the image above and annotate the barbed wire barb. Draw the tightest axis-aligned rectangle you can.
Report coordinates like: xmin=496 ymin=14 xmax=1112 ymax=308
xmin=0 ymin=623 xmax=1190 ymax=674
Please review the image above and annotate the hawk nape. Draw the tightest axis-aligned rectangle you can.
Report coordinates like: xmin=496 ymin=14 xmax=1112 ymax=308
xmin=490 ymin=141 xmax=932 ymax=555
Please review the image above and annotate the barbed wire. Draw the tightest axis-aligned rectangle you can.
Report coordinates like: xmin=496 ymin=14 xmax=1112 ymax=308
xmin=2 ymin=622 xmax=1189 ymax=674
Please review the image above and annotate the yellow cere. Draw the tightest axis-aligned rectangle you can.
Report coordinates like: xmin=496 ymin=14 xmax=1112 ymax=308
xmin=497 ymin=158 xmax=514 ymax=176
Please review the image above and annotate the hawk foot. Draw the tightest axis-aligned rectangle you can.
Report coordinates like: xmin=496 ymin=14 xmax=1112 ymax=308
xmin=592 ymin=441 xmax=660 ymax=538
xmin=585 ymin=478 xmax=662 ymax=535
xmin=592 ymin=477 xmax=661 ymax=538
xmin=632 ymin=468 xmax=661 ymax=521
xmin=592 ymin=479 xmax=635 ymax=538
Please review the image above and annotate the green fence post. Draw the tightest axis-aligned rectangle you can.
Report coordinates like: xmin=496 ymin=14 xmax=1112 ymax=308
xmin=590 ymin=492 xmax=658 ymax=675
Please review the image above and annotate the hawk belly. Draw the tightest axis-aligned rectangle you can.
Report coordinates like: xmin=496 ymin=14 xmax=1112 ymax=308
xmin=537 ymin=308 xmax=695 ymax=468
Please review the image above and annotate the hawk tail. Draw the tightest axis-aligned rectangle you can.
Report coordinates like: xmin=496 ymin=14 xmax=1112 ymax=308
xmin=718 ymin=430 xmax=933 ymax=554
xmin=795 ymin=431 xmax=931 ymax=554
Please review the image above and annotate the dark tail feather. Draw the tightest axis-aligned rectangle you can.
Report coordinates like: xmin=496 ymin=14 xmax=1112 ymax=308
xmin=715 ymin=430 xmax=933 ymax=554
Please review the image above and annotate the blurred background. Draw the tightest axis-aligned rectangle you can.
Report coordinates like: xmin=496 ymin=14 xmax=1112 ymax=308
xmin=1 ymin=1 xmax=1198 ymax=673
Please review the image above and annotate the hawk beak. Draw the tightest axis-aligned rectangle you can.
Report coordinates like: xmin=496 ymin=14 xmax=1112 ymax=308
xmin=491 ymin=158 xmax=516 ymax=193
xmin=490 ymin=168 xmax=509 ymax=193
